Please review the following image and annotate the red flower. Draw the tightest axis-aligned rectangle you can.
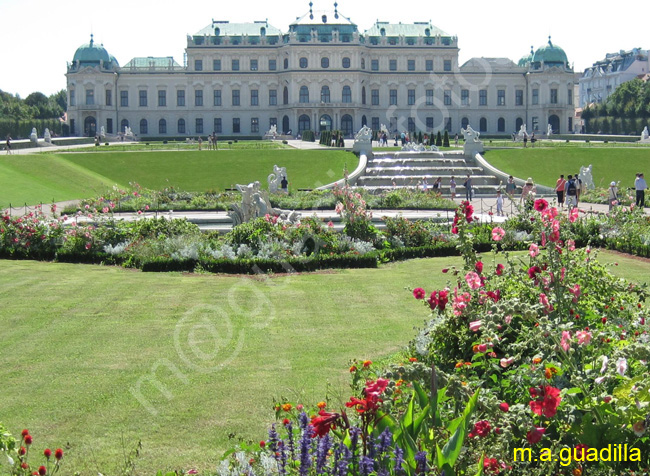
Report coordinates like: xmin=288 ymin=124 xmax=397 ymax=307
xmin=499 ymin=402 xmax=510 ymax=412
xmin=311 ymin=410 xmax=341 ymax=437
xmin=527 ymin=266 xmax=542 ymax=280
xmin=534 ymin=199 xmax=549 ymax=212
xmin=21 ymin=429 xmax=30 ymax=438
xmin=486 ymin=290 xmax=501 ymax=303
xmin=475 ymin=261 xmax=484 ymax=274
xmin=365 ymin=378 xmax=389 ymax=397
xmin=495 ymin=264 xmax=504 ymax=276
xmin=282 ymin=418 xmax=290 ymax=426
xmin=437 ymin=290 xmax=449 ymax=311
xmin=54 ymin=449 xmax=64 ymax=460
xmin=24 ymin=435 xmax=33 ymax=445
xmin=526 ymin=427 xmax=545 ymax=444
xmin=469 ymin=420 xmax=491 ymax=438
xmin=260 ymin=440 xmax=266 ymax=448
xmin=529 ymin=386 xmax=561 ymax=418
xmin=575 ymin=444 xmax=589 ymax=459
xmin=349 ymin=365 xmax=357 ymax=372
xmin=44 ymin=449 xmax=52 ymax=459
xmin=483 ymin=457 xmax=501 ymax=474
xmin=362 ymin=360 xmax=372 ymax=368
xmin=413 ymin=288 xmax=426 ymax=300
xmin=19 ymin=446 xmax=26 ymax=456
xmin=427 ymin=292 xmax=438 ymax=310
xmin=38 ymin=466 xmax=47 ymax=476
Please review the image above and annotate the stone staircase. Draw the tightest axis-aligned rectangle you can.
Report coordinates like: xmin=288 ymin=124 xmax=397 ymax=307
xmin=357 ymin=151 xmax=503 ymax=196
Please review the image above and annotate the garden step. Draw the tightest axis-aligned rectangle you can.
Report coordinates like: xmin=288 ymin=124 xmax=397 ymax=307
xmin=358 ymin=175 xmax=501 ymax=187
xmin=364 ymin=166 xmax=484 ymax=176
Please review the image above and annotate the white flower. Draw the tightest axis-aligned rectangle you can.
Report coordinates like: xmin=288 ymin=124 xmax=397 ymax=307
xmin=600 ymin=356 xmax=609 ymax=374
xmin=616 ymin=357 xmax=627 ymax=377
xmin=595 ymin=376 xmax=606 ymax=385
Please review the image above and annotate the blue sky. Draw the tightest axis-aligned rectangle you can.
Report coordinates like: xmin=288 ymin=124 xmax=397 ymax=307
xmin=1 ymin=0 xmax=648 ymax=98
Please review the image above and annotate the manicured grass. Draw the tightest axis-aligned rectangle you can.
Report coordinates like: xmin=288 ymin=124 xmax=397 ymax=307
xmin=0 ymin=250 xmax=648 ymax=473
xmin=483 ymin=147 xmax=650 ymax=189
xmin=0 ymin=149 xmax=358 ymax=208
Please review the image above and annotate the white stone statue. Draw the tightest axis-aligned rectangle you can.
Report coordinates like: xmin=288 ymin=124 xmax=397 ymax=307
xmin=579 ymin=164 xmax=595 ymax=190
xmin=125 ymin=126 xmax=134 ymax=137
xmin=30 ymin=128 xmax=38 ymax=143
xmin=228 ymin=180 xmax=298 ymax=225
xmin=44 ymin=128 xmax=51 ymax=143
xmin=267 ymin=164 xmax=287 ymax=193
xmin=267 ymin=124 xmax=277 ymax=137
xmin=353 ymin=125 xmax=373 ymax=154
xmin=641 ymin=126 xmax=649 ymax=142
xmin=380 ymin=124 xmax=389 ymax=134
xmin=100 ymin=126 xmax=106 ymax=139
xmin=462 ymin=125 xmax=484 ymax=156
xmin=461 ymin=125 xmax=481 ymax=142
xmin=517 ymin=124 xmax=528 ymax=141
xmin=547 ymin=124 xmax=553 ymax=136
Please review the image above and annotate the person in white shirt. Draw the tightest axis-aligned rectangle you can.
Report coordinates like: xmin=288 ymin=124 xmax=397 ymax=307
xmin=635 ymin=173 xmax=647 ymax=207
xmin=496 ymin=190 xmax=504 ymax=216
xmin=608 ymin=181 xmax=619 ymax=212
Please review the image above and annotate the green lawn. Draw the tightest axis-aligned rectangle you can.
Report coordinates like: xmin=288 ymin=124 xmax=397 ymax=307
xmin=0 ymin=149 xmax=358 ymax=208
xmin=1 ymin=250 xmax=648 ymax=474
xmin=483 ymin=147 xmax=650 ymax=189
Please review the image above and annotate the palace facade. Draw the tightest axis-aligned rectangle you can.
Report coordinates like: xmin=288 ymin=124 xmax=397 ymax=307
xmin=66 ymin=3 xmax=576 ymax=138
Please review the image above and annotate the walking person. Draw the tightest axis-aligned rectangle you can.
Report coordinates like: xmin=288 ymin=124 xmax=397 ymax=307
xmin=449 ymin=176 xmax=457 ymax=199
xmin=574 ymin=172 xmax=583 ymax=206
xmin=505 ymin=175 xmax=516 ymax=199
xmin=636 ymin=173 xmax=647 ymax=208
xmin=496 ymin=189 xmax=504 ymax=216
xmin=555 ymin=174 xmax=566 ymax=208
xmin=463 ymin=173 xmax=473 ymax=202
xmin=565 ymin=174 xmax=578 ymax=209
xmin=608 ymin=181 xmax=619 ymax=212
xmin=432 ymin=177 xmax=442 ymax=192
xmin=5 ymin=134 xmax=11 ymax=154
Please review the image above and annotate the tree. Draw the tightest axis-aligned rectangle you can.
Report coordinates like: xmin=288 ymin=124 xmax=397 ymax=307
xmin=443 ymin=130 xmax=450 ymax=147
xmin=436 ymin=130 xmax=442 ymax=146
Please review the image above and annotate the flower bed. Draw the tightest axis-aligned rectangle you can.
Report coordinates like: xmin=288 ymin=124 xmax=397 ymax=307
xmin=62 ymin=184 xmax=456 ymax=214
xmin=220 ymin=199 xmax=650 ymax=476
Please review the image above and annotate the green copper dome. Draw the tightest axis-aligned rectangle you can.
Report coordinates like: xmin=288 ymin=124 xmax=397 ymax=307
xmin=72 ymin=35 xmax=119 ymax=68
xmin=518 ymin=46 xmax=534 ymax=67
xmin=532 ymin=37 xmax=568 ymax=67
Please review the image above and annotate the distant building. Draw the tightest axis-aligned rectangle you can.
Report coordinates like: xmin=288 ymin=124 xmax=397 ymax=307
xmin=579 ymin=48 xmax=650 ymax=107
xmin=65 ymin=3 xmax=575 ymax=138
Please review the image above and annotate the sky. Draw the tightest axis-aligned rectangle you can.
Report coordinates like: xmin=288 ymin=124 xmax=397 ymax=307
xmin=1 ymin=0 xmax=648 ymax=98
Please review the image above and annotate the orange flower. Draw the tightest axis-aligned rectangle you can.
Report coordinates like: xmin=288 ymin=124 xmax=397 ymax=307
xmin=455 ymin=362 xmax=463 ymax=368
xmin=532 ymin=357 xmax=542 ymax=364
xmin=362 ymin=360 xmax=372 ymax=368
xmin=472 ymin=345 xmax=479 ymax=353
xmin=317 ymin=401 xmax=327 ymax=409
xmin=573 ymin=468 xmax=582 ymax=476
xmin=282 ymin=403 xmax=292 ymax=412
xmin=545 ymin=367 xmax=558 ymax=379
xmin=349 ymin=365 xmax=357 ymax=372
xmin=396 ymin=379 xmax=404 ymax=387
xmin=408 ymin=357 xmax=417 ymax=362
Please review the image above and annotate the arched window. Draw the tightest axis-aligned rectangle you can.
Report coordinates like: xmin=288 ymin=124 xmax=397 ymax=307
xmin=178 ymin=118 xmax=186 ymax=134
xmin=461 ymin=117 xmax=469 ymax=130
xmin=282 ymin=116 xmax=290 ymax=134
xmin=283 ymin=58 xmax=289 ymax=69
xmin=319 ymin=114 xmax=332 ymax=132
xmin=120 ymin=119 xmax=129 ymax=133
xmin=341 ymin=115 xmax=353 ymax=136
xmin=321 ymin=57 xmax=329 ymax=68
xmin=361 ymin=115 xmax=367 ymax=127
xmin=299 ymin=57 xmax=308 ymax=68
xmin=342 ymin=57 xmax=351 ymax=68
xmin=299 ymin=86 xmax=309 ymax=103
xmin=479 ymin=117 xmax=487 ymax=132
xmin=361 ymin=58 xmax=365 ymax=69
xmin=320 ymin=86 xmax=330 ymax=103
xmin=298 ymin=114 xmax=311 ymax=133
xmin=283 ymin=87 xmax=289 ymax=105
xmin=515 ymin=117 xmax=524 ymax=131
xmin=361 ymin=87 xmax=366 ymax=105
xmin=497 ymin=117 xmax=505 ymax=132
xmin=159 ymin=119 xmax=167 ymax=134
xmin=139 ymin=119 xmax=148 ymax=135
xmin=342 ymin=86 xmax=352 ymax=103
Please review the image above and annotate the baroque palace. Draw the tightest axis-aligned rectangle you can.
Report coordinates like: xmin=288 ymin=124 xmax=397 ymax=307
xmin=66 ymin=2 xmax=575 ymax=138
